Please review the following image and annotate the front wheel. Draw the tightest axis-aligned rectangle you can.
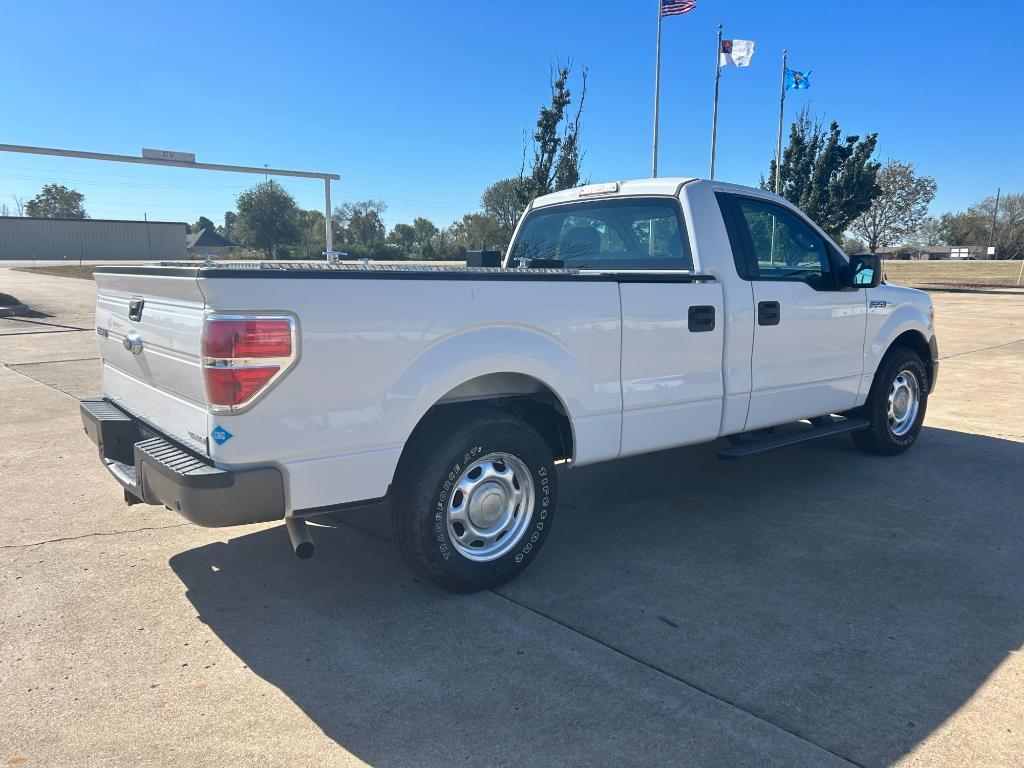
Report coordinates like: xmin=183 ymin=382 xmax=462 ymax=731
xmin=390 ymin=410 xmax=557 ymax=592
xmin=852 ymin=346 xmax=929 ymax=455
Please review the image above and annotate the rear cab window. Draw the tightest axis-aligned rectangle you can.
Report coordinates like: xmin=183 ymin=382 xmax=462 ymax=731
xmin=509 ymin=197 xmax=694 ymax=271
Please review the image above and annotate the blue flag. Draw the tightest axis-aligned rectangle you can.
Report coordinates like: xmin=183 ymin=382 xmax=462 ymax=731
xmin=785 ymin=68 xmax=811 ymax=90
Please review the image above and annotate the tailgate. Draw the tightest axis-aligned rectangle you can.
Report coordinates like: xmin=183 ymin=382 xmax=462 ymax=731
xmin=94 ymin=271 xmax=210 ymax=455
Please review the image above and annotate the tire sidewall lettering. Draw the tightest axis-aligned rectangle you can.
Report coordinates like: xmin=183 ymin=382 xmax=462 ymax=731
xmin=432 ymin=440 xmax=553 ymax=570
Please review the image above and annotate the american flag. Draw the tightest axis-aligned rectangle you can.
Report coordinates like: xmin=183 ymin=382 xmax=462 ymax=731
xmin=661 ymin=0 xmax=696 ymax=17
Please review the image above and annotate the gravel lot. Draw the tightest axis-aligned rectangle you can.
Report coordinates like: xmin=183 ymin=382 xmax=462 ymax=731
xmin=1 ymin=270 xmax=1021 ymax=767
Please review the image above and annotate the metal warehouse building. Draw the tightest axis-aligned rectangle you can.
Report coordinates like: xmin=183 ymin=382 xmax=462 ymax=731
xmin=0 ymin=217 xmax=186 ymax=261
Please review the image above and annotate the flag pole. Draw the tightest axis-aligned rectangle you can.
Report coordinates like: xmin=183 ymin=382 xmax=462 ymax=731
xmin=774 ymin=48 xmax=788 ymax=195
xmin=652 ymin=0 xmax=663 ymax=178
xmin=710 ymin=24 xmax=723 ymax=180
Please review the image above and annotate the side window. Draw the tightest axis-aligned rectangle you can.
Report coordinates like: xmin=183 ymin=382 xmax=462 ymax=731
xmin=509 ymin=197 xmax=694 ymax=271
xmin=730 ymin=197 xmax=834 ymax=289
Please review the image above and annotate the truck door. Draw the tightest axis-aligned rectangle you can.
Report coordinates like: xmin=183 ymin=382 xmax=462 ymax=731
xmin=509 ymin=195 xmax=725 ymax=456
xmin=717 ymin=193 xmax=867 ymax=430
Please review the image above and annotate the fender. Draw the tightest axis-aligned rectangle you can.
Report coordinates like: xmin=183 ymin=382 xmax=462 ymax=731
xmin=861 ymin=285 xmax=935 ymax=400
xmin=384 ymin=324 xmax=622 ymax=461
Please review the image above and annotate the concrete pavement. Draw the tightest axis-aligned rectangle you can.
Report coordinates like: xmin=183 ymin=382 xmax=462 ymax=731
xmin=1 ymin=271 xmax=1021 ymax=767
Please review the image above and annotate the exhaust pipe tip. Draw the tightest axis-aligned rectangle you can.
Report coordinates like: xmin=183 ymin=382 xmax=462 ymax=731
xmin=285 ymin=518 xmax=315 ymax=560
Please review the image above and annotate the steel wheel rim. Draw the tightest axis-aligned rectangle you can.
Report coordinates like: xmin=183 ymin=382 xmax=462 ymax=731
xmin=887 ymin=369 xmax=921 ymax=437
xmin=446 ymin=452 xmax=535 ymax=562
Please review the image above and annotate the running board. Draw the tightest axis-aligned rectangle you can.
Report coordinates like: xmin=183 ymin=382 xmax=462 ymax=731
xmin=717 ymin=418 xmax=869 ymax=460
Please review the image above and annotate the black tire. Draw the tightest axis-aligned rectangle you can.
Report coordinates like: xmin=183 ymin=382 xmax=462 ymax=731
xmin=390 ymin=409 xmax=557 ymax=592
xmin=852 ymin=346 xmax=929 ymax=456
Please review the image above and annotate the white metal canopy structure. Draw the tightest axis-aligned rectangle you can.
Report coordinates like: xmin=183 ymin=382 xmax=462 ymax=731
xmin=0 ymin=143 xmax=341 ymax=253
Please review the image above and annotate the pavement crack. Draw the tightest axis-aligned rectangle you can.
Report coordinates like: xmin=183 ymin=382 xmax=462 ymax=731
xmin=0 ymin=327 xmax=93 ymax=337
xmin=939 ymin=337 xmax=1024 ymax=360
xmin=490 ymin=589 xmax=868 ymax=768
xmin=0 ymin=317 xmax=91 ymax=332
xmin=1 ymin=523 xmax=190 ymax=550
xmin=2 ymin=363 xmax=80 ymax=399
xmin=10 ymin=356 xmax=101 ymax=366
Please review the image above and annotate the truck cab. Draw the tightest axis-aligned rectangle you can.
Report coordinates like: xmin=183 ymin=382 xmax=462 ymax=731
xmin=508 ymin=178 xmax=935 ymax=441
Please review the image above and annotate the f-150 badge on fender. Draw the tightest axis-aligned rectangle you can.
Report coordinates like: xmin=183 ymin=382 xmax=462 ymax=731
xmin=211 ymin=427 xmax=233 ymax=445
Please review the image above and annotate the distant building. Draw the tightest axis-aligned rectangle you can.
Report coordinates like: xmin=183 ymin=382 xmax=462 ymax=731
xmin=0 ymin=216 xmax=186 ymax=261
xmin=875 ymin=245 xmax=989 ymax=260
xmin=185 ymin=228 xmax=238 ymax=259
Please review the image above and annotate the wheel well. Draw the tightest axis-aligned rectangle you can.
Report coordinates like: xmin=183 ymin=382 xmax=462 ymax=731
xmin=410 ymin=374 xmax=574 ymax=462
xmin=889 ymin=330 xmax=933 ymax=382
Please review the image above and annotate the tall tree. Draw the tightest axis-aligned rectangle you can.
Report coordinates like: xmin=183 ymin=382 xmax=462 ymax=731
xmin=932 ymin=194 xmax=1022 ymax=258
xmin=334 ymin=200 xmax=387 ymax=249
xmin=450 ymin=213 xmax=504 ymax=251
xmin=411 ymin=217 xmax=440 ymax=258
xmin=765 ymin=107 xmax=880 ymax=240
xmin=294 ymin=208 xmax=326 ymax=258
xmin=25 ymin=184 xmax=87 ymax=219
xmin=936 ymin=211 xmax=979 ymax=246
xmin=219 ymin=211 xmax=237 ymax=241
xmin=386 ymin=223 xmax=417 ymax=253
xmin=840 ymin=235 xmax=867 ymax=254
xmin=190 ymin=215 xmax=218 ymax=235
xmin=234 ymin=180 xmax=300 ymax=258
xmin=849 ymin=161 xmax=937 ymax=252
xmin=481 ymin=177 xmax=532 ymax=240
xmin=526 ymin=61 xmax=588 ymax=197
xmin=914 ymin=216 xmax=942 ymax=247
xmin=969 ymin=193 xmax=1024 ymax=259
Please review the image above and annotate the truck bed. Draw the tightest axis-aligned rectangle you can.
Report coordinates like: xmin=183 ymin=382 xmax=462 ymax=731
xmin=92 ymin=261 xmax=720 ymax=514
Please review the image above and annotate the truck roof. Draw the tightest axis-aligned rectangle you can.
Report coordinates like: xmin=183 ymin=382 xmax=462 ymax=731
xmin=531 ymin=178 xmax=697 ymax=209
xmin=531 ymin=177 xmax=789 ymax=211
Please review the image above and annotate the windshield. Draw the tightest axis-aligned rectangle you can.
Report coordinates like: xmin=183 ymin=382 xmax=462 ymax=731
xmin=508 ymin=197 xmax=693 ymax=271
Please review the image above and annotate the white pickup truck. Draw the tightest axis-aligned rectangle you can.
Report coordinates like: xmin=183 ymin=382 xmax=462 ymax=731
xmin=81 ymin=178 xmax=938 ymax=591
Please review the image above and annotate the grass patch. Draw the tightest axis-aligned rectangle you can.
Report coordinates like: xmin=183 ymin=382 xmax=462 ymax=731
xmin=12 ymin=265 xmax=96 ymax=280
xmin=882 ymin=260 xmax=1022 ymax=289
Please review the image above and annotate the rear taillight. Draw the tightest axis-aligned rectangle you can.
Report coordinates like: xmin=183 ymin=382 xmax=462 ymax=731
xmin=202 ymin=315 xmax=297 ymax=410
xmin=202 ymin=319 xmax=292 ymax=358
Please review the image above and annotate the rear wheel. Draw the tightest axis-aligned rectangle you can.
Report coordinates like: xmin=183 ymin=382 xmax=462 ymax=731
xmin=852 ymin=346 xmax=929 ymax=455
xmin=390 ymin=409 xmax=557 ymax=592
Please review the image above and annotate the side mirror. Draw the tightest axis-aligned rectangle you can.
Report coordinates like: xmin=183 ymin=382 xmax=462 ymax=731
xmin=847 ymin=253 xmax=882 ymax=288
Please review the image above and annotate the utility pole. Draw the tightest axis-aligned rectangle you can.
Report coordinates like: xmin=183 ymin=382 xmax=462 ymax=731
xmin=987 ymin=187 xmax=1001 ymax=258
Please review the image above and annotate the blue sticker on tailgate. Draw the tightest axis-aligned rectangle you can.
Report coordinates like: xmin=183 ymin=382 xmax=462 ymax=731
xmin=211 ymin=427 xmax=233 ymax=445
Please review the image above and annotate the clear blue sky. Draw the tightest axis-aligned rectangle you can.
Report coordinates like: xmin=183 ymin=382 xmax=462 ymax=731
xmin=1 ymin=0 xmax=1018 ymax=229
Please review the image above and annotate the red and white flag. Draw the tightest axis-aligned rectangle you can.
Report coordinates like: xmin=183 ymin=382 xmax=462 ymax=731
xmin=720 ymin=39 xmax=755 ymax=67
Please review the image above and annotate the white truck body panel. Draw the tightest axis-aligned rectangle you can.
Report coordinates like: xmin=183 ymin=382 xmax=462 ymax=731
xmin=88 ymin=178 xmax=937 ymax=518
xmin=745 ymin=278 xmax=867 ymax=430
xmin=94 ymin=273 xmax=208 ymax=454
xmin=195 ymin=275 xmax=624 ymax=512
xmin=618 ymin=281 xmax=725 ymax=455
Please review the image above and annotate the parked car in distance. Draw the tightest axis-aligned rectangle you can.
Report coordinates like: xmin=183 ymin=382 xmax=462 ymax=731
xmin=81 ymin=178 xmax=938 ymax=591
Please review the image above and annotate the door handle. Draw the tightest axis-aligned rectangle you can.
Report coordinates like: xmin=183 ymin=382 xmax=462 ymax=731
xmin=688 ymin=305 xmax=716 ymax=333
xmin=758 ymin=301 xmax=781 ymax=326
xmin=128 ymin=297 xmax=145 ymax=322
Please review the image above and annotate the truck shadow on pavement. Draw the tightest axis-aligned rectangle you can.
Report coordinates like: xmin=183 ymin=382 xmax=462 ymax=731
xmin=170 ymin=426 xmax=1024 ymax=767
